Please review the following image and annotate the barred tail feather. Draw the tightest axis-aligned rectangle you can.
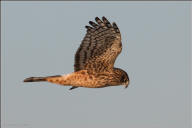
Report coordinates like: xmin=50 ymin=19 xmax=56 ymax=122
xmin=23 ymin=75 xmax=61 ymax=82
xmin=23 ymin=77 xmax=46 ymax=82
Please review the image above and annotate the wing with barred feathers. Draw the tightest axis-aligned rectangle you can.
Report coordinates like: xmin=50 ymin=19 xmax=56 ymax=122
xmin=74 ymin=16 xmax=122 ymax=72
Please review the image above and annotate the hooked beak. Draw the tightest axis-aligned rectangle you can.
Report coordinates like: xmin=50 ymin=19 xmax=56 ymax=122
xmin=124 ymin=81 xmax=129 ymax=89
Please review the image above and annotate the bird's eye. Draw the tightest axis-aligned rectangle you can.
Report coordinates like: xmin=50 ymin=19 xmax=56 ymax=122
xmin=120 ymin=75 xmax=126 ymax=82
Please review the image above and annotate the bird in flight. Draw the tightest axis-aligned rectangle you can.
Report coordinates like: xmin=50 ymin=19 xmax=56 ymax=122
xmin=24 ymin=16 xmax=129 ymax=90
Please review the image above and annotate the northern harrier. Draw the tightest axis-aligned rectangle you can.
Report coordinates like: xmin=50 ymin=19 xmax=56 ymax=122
xmin=24 ymin=17 xmax=129 ymax=90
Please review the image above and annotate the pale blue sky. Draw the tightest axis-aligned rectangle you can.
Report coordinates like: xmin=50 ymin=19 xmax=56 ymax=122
xmin=1 ymin=2 xmax=191 ymax=128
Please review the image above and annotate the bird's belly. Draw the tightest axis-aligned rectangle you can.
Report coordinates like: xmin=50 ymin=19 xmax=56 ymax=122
xmin=47 ymin=70 xmax=110 ymax=88
xmin=66 ymin=71 xmax=109 ymax=88
xmin=70 ymin=75 xmax=107 ymax=88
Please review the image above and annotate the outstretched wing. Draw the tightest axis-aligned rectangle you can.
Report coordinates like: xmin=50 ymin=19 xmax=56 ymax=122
xmin=74 ymin=16 xmax=122 ymax=72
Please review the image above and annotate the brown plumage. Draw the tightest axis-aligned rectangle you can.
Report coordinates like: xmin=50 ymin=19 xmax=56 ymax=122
xmin=24 ymin=17 xmax=129 ymax=90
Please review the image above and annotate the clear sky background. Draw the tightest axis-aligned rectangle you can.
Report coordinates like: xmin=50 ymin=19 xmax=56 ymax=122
xmin=1 ymin=2 xmax=191 ymax=128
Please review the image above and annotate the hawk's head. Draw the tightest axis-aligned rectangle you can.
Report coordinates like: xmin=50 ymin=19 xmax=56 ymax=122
xmin=114 ymin=68 xmax=129 ymax=88
xmin=120 ymin=70 xmax=129 ymax=88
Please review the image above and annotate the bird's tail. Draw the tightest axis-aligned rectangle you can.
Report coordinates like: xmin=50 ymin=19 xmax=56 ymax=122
xmin=24 ymin=77 xmax=46 ymax=82
xmin=23 ymin=75 xmax=61 ymax=82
